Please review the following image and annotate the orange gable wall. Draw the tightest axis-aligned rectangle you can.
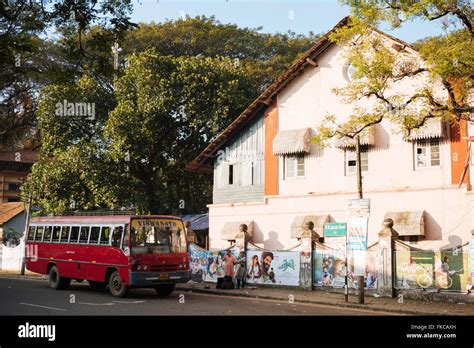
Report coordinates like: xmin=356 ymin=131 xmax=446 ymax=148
xmin=264 ymin=98 xmax=278 ymax=195
xmin=449 ymin=79 xmax=470 ymax=188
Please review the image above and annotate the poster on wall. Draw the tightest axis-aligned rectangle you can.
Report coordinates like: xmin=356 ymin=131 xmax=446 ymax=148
xmin=364 ymin=250 xmax=378 ymax=289
xmin=347 ymin=216 xmax=368 ymax=251
xmin=469 ymin=241 xmax=474 ymax=277
xmin=188 ymin=244 xmax=241 ymax=283
xmin=246 ymin=249 xmax=300 ymax=286
xmin=434 ymin=249 xmax=469 ymax=291
xmin=395 ymin=249 xmax=469 ymax=291
xmin=395 ymin=251 xmax=435 ymax=289
xmin=347 ymin=216 xmax=368 ymax=276
xmin=313 ymin=249 xmax=351 ymax=288
xmin=312 ymin=248 xmax=378 ymax=289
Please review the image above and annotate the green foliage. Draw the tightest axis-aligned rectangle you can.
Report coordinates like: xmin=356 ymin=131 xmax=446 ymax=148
xmin=121 ymin=15 xmax=318 ymax=90
xmin=25 ymin=14 xmax=317 ymax=214
xmin=0 ymin=0 xmax=135 ymax=149
xmin=313 ymin=1 xmax=473 ymax=146
xmin=104 ymin=49 xmax=257 ymax=213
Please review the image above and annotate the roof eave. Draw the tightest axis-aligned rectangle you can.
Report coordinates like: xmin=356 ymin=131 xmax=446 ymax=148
xmin=187 ymin=16 xmax=351 ymax=172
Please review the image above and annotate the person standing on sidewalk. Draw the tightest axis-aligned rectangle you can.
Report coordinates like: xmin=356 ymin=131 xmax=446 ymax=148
xmin=223 ymin=249 xmax=237 ymax=286
xmin=235 ymin=251 xmax=247 ymax=289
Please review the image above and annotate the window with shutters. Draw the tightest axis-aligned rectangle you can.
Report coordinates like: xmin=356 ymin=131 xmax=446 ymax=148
xmin=345 ymin=147 xmax=369 ymax=175
xmin=285 ymin=155 xmax=305 ymax=179
xmin=414 ymin=139 xmax=440 ymax=169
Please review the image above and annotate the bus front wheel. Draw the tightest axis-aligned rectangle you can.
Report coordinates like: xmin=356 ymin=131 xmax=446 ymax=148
xmin=108 ymin=271 xmax=128 ymax=297
xmin=155 ymin=283 xmax=175 ymax=297
xmin=48 ymin=266 xmax=70 ymax=290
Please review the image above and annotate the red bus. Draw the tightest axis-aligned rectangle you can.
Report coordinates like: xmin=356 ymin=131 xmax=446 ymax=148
xmin=25 ymin=214 xmax=190 ymax=297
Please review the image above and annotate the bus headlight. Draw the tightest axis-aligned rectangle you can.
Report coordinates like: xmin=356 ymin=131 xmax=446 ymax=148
xmin=143 ymin=265 xmax=148 ymax=271
xmin=137 ymin=265 xmax=142 ymax=271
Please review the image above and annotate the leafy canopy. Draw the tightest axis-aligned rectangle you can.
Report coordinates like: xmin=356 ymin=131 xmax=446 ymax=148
xmin=314 ymin=0 xmax=473 ymax=145
xmin=25 ymin=16 xmax=317 ymax=214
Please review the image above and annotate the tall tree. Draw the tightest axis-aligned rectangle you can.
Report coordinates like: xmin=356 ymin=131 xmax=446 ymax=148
xmin=105 ymin=50 xmax=260 ymax=213
xmin=25 ymin=16 xmax=317 ymax=214
xmin=314 ymin=1 xmax=473 ymax=146
xmin=122 ymin=16 xmax=318 ymax=90
xmin=0 ymin=0 xmax=135 ymax=148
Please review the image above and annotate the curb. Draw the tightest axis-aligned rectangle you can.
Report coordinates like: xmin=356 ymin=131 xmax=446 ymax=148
xmin=175 ymin=286 xmax=454 ymax=316
xmin=0 ymin=273 xmax=463 ymax=316
xmin=0 ymin=273 xmax=46 ymax=280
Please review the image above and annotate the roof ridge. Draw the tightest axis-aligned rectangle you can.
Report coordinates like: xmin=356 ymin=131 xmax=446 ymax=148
xmin=187 ymin=16 xmax=415 ymax=172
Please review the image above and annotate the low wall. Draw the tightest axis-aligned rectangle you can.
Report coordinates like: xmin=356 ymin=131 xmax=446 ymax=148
xmin=0 ymin=241 xmax=24 ymax=271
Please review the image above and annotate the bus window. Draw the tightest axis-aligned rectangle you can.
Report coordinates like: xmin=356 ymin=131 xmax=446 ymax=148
xmin=111 ymin=226 xmax=123 ymax=247
xmin=130 ymin=223 xmax=186 ymax=254
xmin=44 ymin=226 xmax=52 ymax=242
xmin=35 ymin=226 xmax=44 ymax=241
xmin=122 ymin=227 xmax=129 ymax=252
xmin=52 ymin=226 xmax=61 ymax=242
xmin=70 ymin=226 xmax=80 ymax=243
xmin=60 ymin=226 xmax=70 ymax=243
xmin=100 ymin=226 xmax=110 ymax=245
xmin=27 ymin=226 xmax=36 ymax=241
xmin=89 ymin=227 xmax=100 ymax=244
xmin=79 ymin=226 xmax=90 ymax=243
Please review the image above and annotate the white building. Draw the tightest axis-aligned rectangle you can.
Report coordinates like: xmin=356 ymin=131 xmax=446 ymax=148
xmin=188 ymin=17 xmax=474 ymax=251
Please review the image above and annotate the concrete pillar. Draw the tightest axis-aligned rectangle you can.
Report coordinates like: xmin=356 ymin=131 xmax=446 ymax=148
xmin=377 ymin=218 xmax=399 ymax=297
xmin=299 ymin=221 xmax=318 ymax=290
xmin=235 ymin=224 xmax=248 ymax=250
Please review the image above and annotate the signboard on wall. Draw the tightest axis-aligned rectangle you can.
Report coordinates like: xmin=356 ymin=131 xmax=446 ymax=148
xmin=347 ymin=216 xmax=368 ymax=251
xmin=246 ymin=249 xmax=300 ymax=286
xmin=347 ymin=216 xmax=368 ymax=276
xmin=324 ymin=223 xmax=347 ymax=237
xmin=348 ymin=199 xmax=370 ymax=217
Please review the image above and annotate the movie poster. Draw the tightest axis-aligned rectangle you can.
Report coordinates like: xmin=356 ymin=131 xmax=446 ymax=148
xmin=313 ymin=249 xmax=353 ymax=288
xmin=313 ymin=248 xmax=378 ymax=289
xmin=188 ymin=244 xmax=241 ymax=283
xmin=245 ymin=249 xmax=300 ymax=286
xmin=395 ymin=249 xmax=469 ymax=291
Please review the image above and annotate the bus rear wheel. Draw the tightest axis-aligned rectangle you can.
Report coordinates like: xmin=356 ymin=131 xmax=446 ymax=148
xmin=154 ymin=283 xmax=175 ymax=297
xmin=48 ymin=266 xmax=70 ymax=290
xmin=89 ymin=281 xmax=107 ymax=290
xmin=108 ymin=271 xmax=128 ymax=297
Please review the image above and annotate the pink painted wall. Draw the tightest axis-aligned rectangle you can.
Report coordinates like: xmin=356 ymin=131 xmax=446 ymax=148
xmin=208 ymin=35 xmax=473 ymax=251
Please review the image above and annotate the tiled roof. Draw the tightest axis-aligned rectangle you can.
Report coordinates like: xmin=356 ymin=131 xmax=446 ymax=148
xmin=187 ymin=16 xmax=415 ymax=173
xmin=0 ymin=202 xmax=25 ymax=226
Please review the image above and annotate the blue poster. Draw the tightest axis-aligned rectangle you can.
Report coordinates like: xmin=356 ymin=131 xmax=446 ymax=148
xmin=347 ymin=216 xmax=368 ymax=251
xmin=188 ymin=244 xmax=241 ymax=282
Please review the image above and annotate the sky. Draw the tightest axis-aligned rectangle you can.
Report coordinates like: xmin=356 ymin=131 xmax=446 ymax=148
xmin=127 ymin=0 xmax=447 ymax=43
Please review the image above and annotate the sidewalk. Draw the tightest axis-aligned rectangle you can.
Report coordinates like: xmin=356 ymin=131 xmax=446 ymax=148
xmin=1 ymin=271 xmax=473 ymax=315
xmin=175 ymin=282 xmax=474 ymax=316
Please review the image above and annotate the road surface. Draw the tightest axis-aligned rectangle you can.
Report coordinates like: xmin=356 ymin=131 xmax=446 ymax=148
xmin=0 ymin=277 xmax=394 ymax=316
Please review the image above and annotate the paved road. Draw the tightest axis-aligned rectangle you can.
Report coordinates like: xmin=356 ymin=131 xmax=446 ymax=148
xmin=0 ymin=277 xmax=393 ymax=316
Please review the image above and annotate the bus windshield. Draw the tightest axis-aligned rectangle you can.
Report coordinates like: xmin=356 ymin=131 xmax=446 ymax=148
xmin=130 ymin=219 xmax=186 ymax=254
